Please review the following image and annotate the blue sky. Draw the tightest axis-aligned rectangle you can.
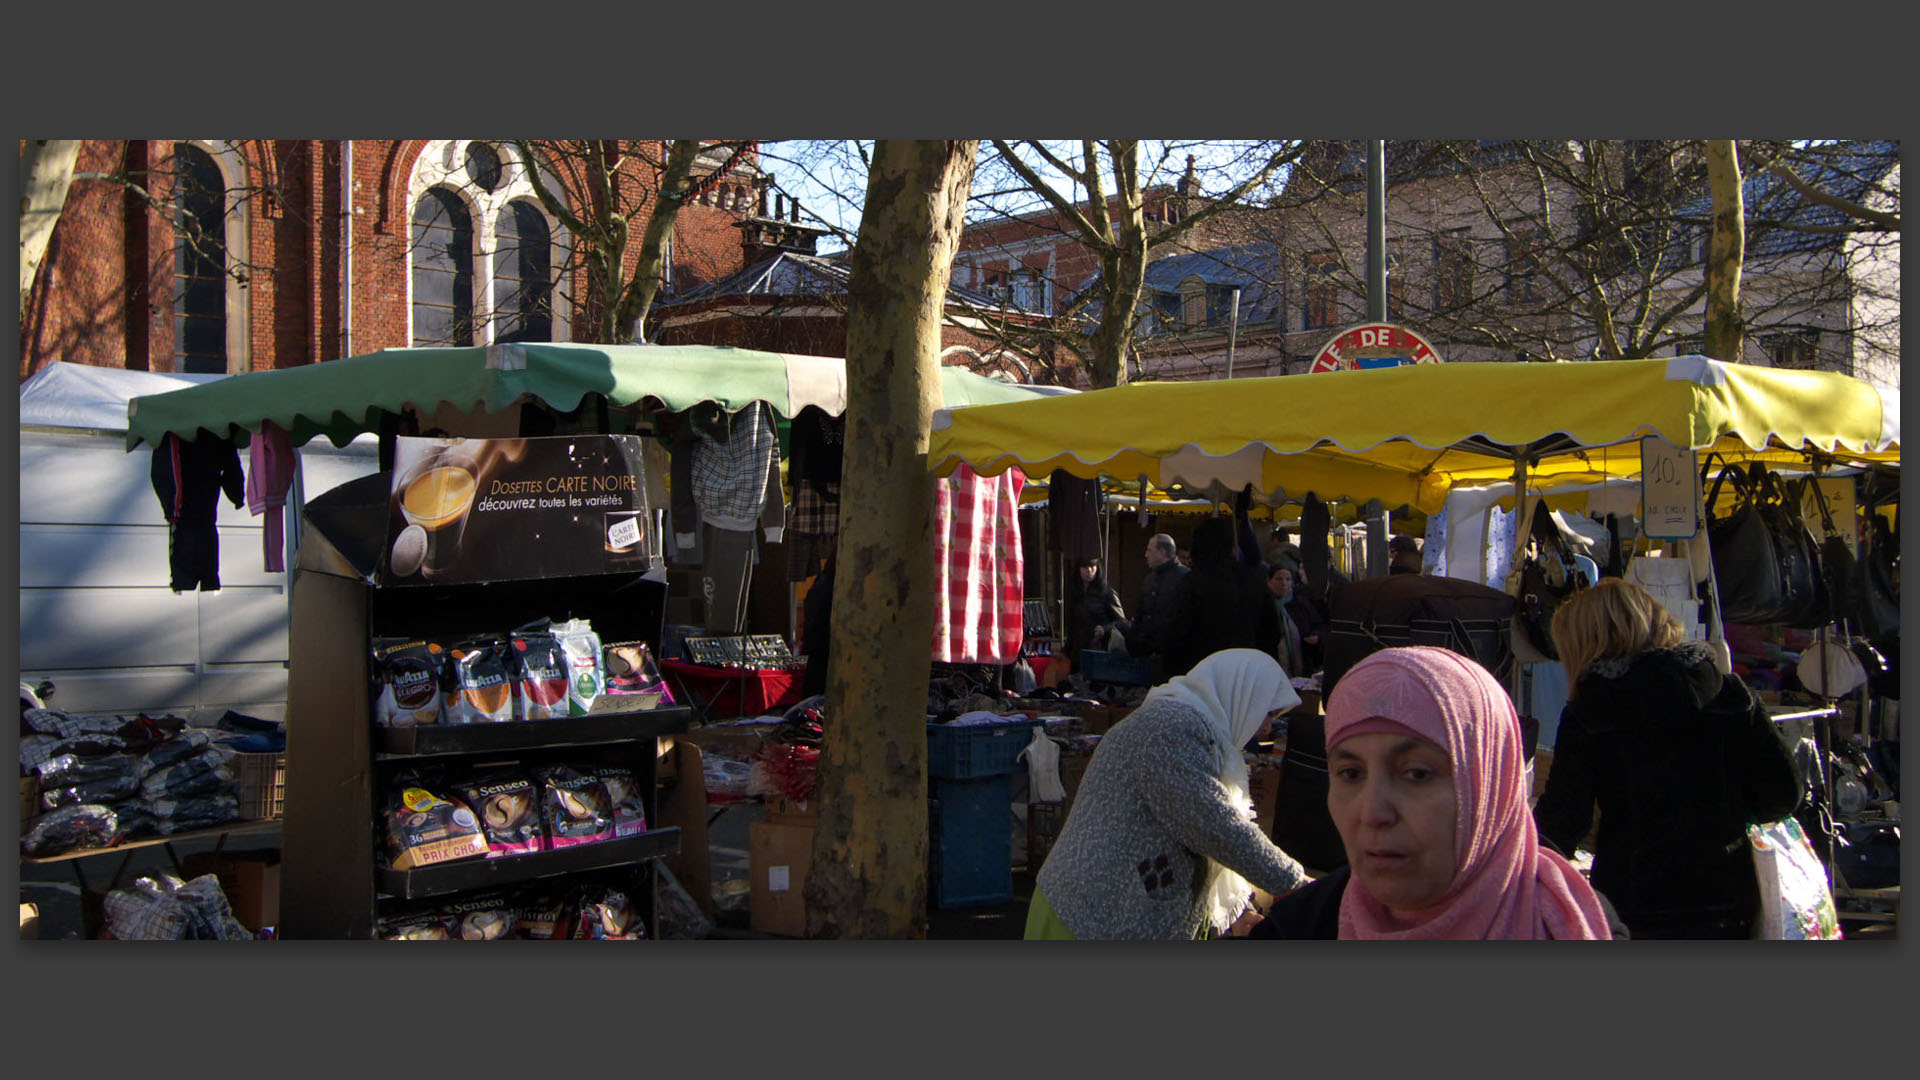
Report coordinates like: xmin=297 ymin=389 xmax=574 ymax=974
xmin=756 ymin=140 xmax=1295 ymax=255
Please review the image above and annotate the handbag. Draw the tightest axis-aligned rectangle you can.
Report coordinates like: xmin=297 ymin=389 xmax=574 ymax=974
xmin=1704 ymin=461 xmax=1826 ymax=627
xmin=1800 ymin=477 xmax=1857 ymax=631
xmin=1624 ymin=547 xmax=1702 ymax=638
xmin=1851 ymin=509 xmax=1900 ymax=640
xmin=1754 ymin=465 xmax=1828 ymax=628
xmin=1747 ymin=816 xmax=1843 ymax=940
xmin=1516 ymin=501 xmax=1580 ymax=661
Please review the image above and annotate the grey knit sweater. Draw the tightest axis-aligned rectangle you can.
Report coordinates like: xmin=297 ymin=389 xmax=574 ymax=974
xmin=1035 ymin=697 xmax=1310 ymax=940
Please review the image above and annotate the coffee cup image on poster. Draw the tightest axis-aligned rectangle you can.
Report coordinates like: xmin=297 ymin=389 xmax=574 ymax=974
xmin=382 ymin=435 xmax=652 ymax=586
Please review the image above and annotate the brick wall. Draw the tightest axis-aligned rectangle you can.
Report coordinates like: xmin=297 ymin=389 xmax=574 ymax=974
xmin=22 ymin=141 xmax=136 ymax=376
xmin=21 ymin=139 xmax=757 ymax=379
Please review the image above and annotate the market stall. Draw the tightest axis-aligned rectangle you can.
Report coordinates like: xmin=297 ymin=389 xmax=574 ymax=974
xmin=930 ymin=355 xmax=1901 ymax=930
xmin=106 ymin=342 xmax=1059 ymax=937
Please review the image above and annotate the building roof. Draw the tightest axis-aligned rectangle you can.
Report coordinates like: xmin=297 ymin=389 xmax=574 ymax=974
xmin=1681 ymin=139 xmax=1899 ymax=260
xmin=1068 ymin=241 xmax=1284 ymax=329
xmin=660 ymin=249 xmax=1022 ymax=313
xmin=1290 ymin=140 xmax=1545 ymax=194
xmin=19 ymin=361 xmax=229 ymax=432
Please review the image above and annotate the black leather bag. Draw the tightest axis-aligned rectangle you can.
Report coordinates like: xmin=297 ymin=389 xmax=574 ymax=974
xmin=1769 ymin=470 xmax=1831 ymax=629
xmin=1852 ymin=510 xmax=1900 ymax=640
xmin=1516 ymin=501 xmax=1580 ymax=660
xmin=1705 ymin=461 xmax=1826 ymax=627
xmin=1801 ymin=477 xmax=1857 ymax=630
xmin=1321 ymin=573 xmax=1518 ymax=697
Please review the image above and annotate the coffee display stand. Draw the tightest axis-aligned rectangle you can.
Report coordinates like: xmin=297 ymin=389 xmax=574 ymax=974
xmin=278 ymin=472 xmax=690 ymax=939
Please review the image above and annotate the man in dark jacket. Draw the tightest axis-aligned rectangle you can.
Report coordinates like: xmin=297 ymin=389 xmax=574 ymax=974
xmin=1123 ymin=532 xmax=1189 ymax=681
xmin=1387 ymin=534 xmax=1424 ymax=575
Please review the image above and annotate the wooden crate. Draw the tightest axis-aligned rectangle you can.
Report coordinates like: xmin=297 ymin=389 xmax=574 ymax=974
xmin=232 ymin=753 xmax=286 ymax=820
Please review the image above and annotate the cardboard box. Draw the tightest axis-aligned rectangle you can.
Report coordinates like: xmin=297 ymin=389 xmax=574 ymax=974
xmin=656 ymin=738 xmax=714 ymax=918
xmin=763 ymin=796 xmax=819 ymax=825
xmin=682 ymin=721 xmax=774 ymax=762
xmin=1059 ymin=752 xmax=1091 ymax=807
xmin=182 ymin=852 xmax=281 ymax=933
xmin=748 ymin=820 xmax=815 ymax=937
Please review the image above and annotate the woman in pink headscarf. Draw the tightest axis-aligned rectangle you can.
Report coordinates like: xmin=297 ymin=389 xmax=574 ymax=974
xmin=1245 ymin=646 xmax=1619 ymax=939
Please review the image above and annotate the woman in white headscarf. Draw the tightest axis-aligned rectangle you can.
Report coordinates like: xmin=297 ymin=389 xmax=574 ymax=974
xmin=1025 ymin=648 xmax=1312 ymax=939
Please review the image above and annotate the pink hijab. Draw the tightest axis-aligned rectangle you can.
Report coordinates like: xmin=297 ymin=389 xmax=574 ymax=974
xmin=1325 ymin=647 xmax=1611 ymax=940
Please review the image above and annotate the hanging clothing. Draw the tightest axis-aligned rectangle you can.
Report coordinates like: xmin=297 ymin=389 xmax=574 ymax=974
xmin=1299 ymin=493 xmax=1332 ymax=603
xmin=1047 ymin=469 xmax=1105 ymax=563
xmin=700 ymin=524 xmax=756 ymax=634
xmin=668 ymin=401 xmax=786 ymax=544
xmin=932 ymin=464 xmax=1026 ymax=665
xmin=1484 ymin=504 xmax=1518 ymax=589
xmin=1423 ymin=506 xmax=1450 ymax=579
xmin=150 ymin=431 xmax=246 ymax=593
xmin=786 ymin=479 xmax=840 ymax=582
xmin=1232 ymin=485 xmax=1263 ymax=569
xmin=786 ymin=407 xmax=844 ymax=500
xmin=245 ymin=420 xmax=296 ymax=573
xmin=1164 ymin=518 xmax=1279 ymax=679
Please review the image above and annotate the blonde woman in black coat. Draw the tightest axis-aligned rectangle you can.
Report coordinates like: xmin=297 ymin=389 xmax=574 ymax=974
xmin=1532 ymin=579 xmax=1801 ymax=939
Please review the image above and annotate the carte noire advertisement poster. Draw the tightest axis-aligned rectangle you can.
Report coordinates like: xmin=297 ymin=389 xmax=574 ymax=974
xmin=380 ymin=435 xmax=653 ymax=586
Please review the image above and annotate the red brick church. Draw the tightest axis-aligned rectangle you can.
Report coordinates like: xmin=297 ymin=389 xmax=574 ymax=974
xmin=21 ymin=139 xmax=1050 ymax=382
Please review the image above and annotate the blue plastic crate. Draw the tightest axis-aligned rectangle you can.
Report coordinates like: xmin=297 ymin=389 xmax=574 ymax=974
xmin=1081 ymin=649 xmax=1153 ymax=685
xmin=927 ymin=718 xmax=1039 ymax=781
xmin=929 ymin=774 xmax=1014 ymax=907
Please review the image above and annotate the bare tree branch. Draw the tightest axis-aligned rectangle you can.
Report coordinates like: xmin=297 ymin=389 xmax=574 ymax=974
xmin=1768 ymin=160 xmax=1901 ymax=232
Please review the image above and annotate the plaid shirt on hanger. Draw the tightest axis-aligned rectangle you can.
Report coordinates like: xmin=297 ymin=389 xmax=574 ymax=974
xmin=688 ymin=401 xmax=785 ymax=535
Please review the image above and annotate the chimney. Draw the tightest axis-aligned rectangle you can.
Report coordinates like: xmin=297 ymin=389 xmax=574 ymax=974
xmin=735 ymin=179 xmax=830 ymax=264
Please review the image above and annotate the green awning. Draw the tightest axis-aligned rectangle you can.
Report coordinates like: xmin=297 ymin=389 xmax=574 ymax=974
xmin=125 ymin=342 xmax=1056 ymax=450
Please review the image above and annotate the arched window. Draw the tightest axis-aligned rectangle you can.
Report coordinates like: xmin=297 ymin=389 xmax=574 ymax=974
xmin=493 ymin=200 xmax=552 ymax=343
xmin=172 ymin=143 xmax=227 ymax=373
xmin=407 ymin=141 xmax=566 ymax=345
xmin=411 ymin=187 xmax=475 ymax=346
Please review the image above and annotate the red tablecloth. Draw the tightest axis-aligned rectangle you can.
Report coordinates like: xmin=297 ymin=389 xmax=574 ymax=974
xmin=661 ymin=659 xmax=804 ymax=717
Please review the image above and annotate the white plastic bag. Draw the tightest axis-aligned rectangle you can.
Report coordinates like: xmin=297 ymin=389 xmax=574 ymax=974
xmin=1748 ymin=816 xmax=1843 ymax=940
xmin=1017 ymin=728 xmax=1066 ymax=803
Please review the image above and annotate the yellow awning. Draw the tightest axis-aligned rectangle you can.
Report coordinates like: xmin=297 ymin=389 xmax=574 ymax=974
xmin=929 ymin=356 xmax=1898 ymax=514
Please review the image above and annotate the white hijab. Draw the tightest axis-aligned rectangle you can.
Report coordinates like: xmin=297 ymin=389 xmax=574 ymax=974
xmin=1142 ymin=648 xmax=1301 ymax=933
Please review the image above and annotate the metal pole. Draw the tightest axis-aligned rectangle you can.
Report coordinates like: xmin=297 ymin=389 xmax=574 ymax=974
xmin=1367 ymin=140 xmax=1387 ymax=322
xmin=1225 ymin=287 xmax=1242 ymax=379
xmin=1506 ymin=452 xmax=1530 ymax=712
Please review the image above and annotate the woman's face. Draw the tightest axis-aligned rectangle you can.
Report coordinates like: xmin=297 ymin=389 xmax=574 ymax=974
xmin=1327 ymin=732 xmax=1458 ymax=915
xmin=1079 ymin=562 xmax=1098 ymax=583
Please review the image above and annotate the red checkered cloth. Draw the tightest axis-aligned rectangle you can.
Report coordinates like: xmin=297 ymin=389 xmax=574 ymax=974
xmin=931 ymin=464 xmax=1026 ymax=664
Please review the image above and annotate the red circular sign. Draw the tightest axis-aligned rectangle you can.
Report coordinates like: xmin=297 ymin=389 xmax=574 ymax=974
xmin=1310 ymin=323 xmax=1444 ymax=373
